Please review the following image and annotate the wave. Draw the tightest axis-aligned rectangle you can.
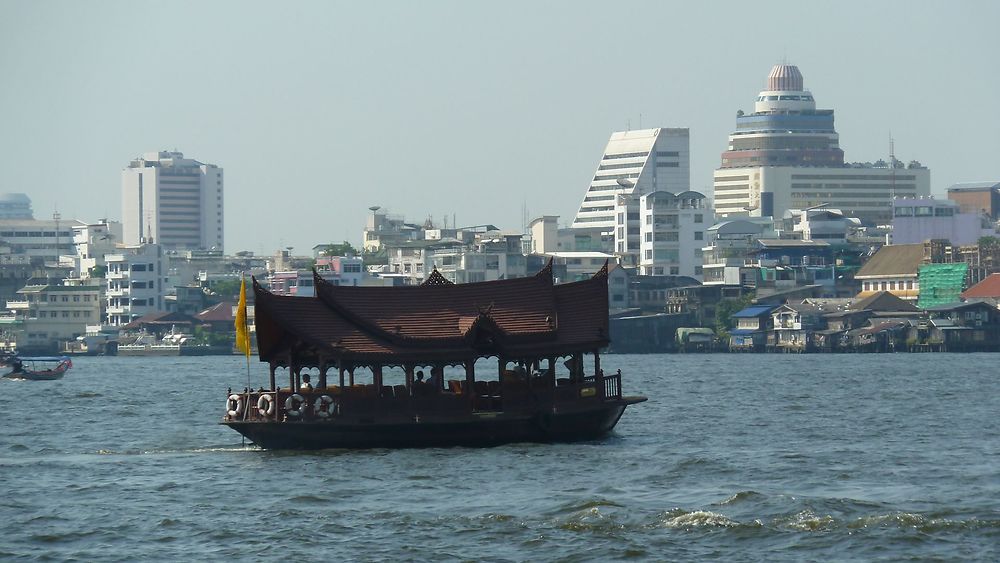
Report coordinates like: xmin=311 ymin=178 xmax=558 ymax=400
xmin=661 ymin=509 xmax=745 ymax=529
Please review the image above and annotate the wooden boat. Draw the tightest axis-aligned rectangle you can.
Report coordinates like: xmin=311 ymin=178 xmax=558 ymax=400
xmin=223 ymin=261 xmax=646 ymax=449
xmin=2 ymin=356 xmax=73 ymax=381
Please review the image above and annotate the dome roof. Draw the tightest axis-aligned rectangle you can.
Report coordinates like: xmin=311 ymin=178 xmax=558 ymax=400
xmin=0 ymin=193 xmax=31 ymax=204
xmin=767 ymin=64 xmax=803 ymax=91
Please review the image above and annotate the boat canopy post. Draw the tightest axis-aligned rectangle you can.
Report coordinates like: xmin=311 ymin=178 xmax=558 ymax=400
xmin=373 ymin=364 xmax=383 ymax=389
xmin=593 ymin=350 xmax=601 ymax=376
xmin=348 ymin=366 xmax=355 ymax=387
xmin=268 ymin=362 xmax=276 ymax=391
xmin=318 ymin=358 xmax=328 ymax=389
xmin=338 ymin=359 xmax=344 ymax=388
xmin=464 ymin=359 xmax=475 ymax=404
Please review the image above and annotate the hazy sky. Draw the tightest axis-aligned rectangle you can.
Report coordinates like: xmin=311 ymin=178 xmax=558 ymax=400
xmin=2 ymin=1 xmax=997 ymax=254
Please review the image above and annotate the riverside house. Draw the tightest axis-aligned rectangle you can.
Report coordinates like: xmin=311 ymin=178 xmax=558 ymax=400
xmin=728 ymin=304 xmax=778 ymax=352
xmin=912 ymin=301 xmax=1000 ymax=352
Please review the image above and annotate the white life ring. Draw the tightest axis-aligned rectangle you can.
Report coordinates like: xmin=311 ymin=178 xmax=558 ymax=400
xmin=314 ymin=395 xmax=335 ymax=418
xmin=226 ymin=394 xmax=244 ymax=418
xmin=284 ymin=393 xmax=306 ymax=417
xmin=257 ymin=394 xmax=276 ymax=417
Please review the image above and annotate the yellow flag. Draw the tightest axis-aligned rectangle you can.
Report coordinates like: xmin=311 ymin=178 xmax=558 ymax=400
xmin=235 ymin=277 xmax=251 ymax=358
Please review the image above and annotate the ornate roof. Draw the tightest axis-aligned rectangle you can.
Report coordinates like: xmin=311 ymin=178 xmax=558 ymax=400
xmin=252 ymin=261 xmax=610 ymax=365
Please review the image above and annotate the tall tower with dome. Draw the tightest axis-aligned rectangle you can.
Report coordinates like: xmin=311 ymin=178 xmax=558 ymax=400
xmin=713 ymin=64 xmax=929 ymax=226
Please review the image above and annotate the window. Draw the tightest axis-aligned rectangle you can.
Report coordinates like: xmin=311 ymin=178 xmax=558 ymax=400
xmin=62 ymin=311 xmax=70 ymax=318
xmin=694 ymin=214 xmax=703 ymax=224
xmin=890 ymin=281 xmax=896 ymax=290
xmin=645 ymin=232 xmax=652 ymax=242
xmin=645 ymin=215 xmax=652 ymax=225
xmin=644 ymin=250 xmax=652 ymax=260
xmin=73 ymin=295 xmax=80 ymax=302
xmin=694 ymin=231 xmax=703 ymax=240
xmin=62 ymin=296 xmax=68 ymax=302
xmin=670 ymin=267 xmax=679 ymax=275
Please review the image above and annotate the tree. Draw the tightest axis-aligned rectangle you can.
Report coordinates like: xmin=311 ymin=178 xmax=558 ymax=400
xmin=714 ymin=293 xmax=755 ymax=340
xmin=319 ymin=241 xmax=358 ymax=257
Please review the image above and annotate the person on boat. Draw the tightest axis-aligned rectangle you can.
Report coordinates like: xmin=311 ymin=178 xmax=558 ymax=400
xmin=427 ymin=367 xmax=441 ymax=388
xmin=300 ymin=373 xmax=313 ymax=392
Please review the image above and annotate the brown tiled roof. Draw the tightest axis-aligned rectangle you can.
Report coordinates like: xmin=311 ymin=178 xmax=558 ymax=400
xmin=195 ymin=301 xmax=235 ymax=322
xmin=252 ymin=262 xmax=610 ymax=365
xmin=850 ymin=291 xmax=921 ymax=312
xmin=122 ymin=311 xmax=197 ymax=329
xmin=961 ymin=273 xmax=1000 ymax=299
xmin=855 ymin=244 xmax=925 ymax=278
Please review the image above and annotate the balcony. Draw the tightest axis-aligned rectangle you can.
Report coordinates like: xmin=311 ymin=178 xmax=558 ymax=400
xmin=6 ymin=300 xmax=30 ymax=310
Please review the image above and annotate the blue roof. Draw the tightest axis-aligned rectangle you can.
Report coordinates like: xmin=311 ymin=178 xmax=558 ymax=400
xmin=732 ymin=305 xmax=778 ymax=318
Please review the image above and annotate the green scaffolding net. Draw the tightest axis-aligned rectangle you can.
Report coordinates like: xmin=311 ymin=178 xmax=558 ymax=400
xmin=917 ymin=263 xmax=968 ymax=309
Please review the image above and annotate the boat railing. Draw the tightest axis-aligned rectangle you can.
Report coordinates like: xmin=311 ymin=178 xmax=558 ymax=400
xmin=227 ymin=369 xmax=628 ymax=422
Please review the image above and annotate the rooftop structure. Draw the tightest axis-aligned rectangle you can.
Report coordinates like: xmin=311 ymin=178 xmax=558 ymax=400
xmin=892 ymin=197 xmax=994 ymax=245
xmin=947 ymin=181 xmax=1000 ymax=220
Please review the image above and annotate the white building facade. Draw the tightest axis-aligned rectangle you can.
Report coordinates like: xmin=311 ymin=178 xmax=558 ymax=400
xmin=573 ymin=128 xmax=690 ymax=237
xmin=3 ymin=279 xmax=102 ymax=352
xmin=105 ymin=244 xmax=167 ymax=326
xmin=637 ymin=191 xmax=707 ymax=278
xmin=122 ymin=151 xmax=224 ymax=251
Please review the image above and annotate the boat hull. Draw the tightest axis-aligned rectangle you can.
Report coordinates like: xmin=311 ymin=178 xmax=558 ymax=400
xmin=224 ymin=398 xmax=643 ymax=449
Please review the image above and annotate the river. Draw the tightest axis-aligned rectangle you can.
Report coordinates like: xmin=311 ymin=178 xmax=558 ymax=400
xmin=1 ymin=353 xmax=997 ymax=561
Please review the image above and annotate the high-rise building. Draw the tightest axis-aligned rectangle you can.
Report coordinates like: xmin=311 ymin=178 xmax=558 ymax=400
xmin=121 ymin=151 xmax=224 ymax=251
xmin=573 ymin=128 xmax=690 ymax=230
xmin=713 ymin=65 xmax=929 ymax=225
xmin=572 ymin=128 xmax=690 ymax=265
xmin=0 ymin=193 xmax=34 ymax=219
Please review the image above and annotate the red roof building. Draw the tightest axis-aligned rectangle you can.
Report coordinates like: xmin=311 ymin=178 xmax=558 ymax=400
xmin=961 ymin=273 xmax=1000 ymax=300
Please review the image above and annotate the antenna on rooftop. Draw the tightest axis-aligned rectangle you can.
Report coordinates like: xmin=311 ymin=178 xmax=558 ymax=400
xmin=889 ymin=132 xmax=896 ymax=201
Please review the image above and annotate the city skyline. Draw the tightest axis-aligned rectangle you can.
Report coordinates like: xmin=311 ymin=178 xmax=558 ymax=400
xmin=1 ymin=1 xmax=997 ymax=254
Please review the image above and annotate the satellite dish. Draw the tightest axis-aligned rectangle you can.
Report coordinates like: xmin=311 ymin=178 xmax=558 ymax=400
xmin=617 ymin=178 xmax=634 ymax=188
xmin=369 ymin=206 xmax=381 ymax=212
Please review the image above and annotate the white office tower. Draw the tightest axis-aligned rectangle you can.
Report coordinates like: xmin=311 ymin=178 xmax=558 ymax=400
xmin=572 ymin=128 xmax=690 ymax=242
xmin=122 ymin=151 xmax=224 ymax=251
xmin=714 ymin=65 xmax=929 ymax=225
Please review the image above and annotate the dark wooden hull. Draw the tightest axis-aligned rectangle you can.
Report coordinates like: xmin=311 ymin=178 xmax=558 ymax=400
xmin=224 ymin=397 xmax=644 ymax=449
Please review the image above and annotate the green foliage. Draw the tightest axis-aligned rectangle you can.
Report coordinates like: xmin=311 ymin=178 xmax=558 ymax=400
xmin=714 ymin=293 xmax=755 ymax=339
xmin=978 ymin=236 xmax=999 ymax=249
xmin=319 ymin=241 xmax=358 ymax=257
xmin=212 ymin=279 xmax=242 ymax=300
xmin=88 ymin=265 xmax=107 ymax=278
xmin=193 ymin=325 xmax=232 ymax=346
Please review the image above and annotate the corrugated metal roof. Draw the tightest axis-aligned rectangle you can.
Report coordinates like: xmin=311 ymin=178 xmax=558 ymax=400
xmin=732 ymin=305 xmax=778 ymax=318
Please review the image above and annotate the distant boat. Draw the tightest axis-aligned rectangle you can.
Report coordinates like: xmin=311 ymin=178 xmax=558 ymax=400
xmin=2 ymin=356 xmax=73 ymax=381
xmin=117 ymin=327 xmax=223 ymax=357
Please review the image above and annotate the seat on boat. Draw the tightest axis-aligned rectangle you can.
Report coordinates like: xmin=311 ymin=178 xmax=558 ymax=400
xmin=393 ymin=384 xmax=409 ymax=398
xmin=448 ymin=380 xmax=463 ymax=394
